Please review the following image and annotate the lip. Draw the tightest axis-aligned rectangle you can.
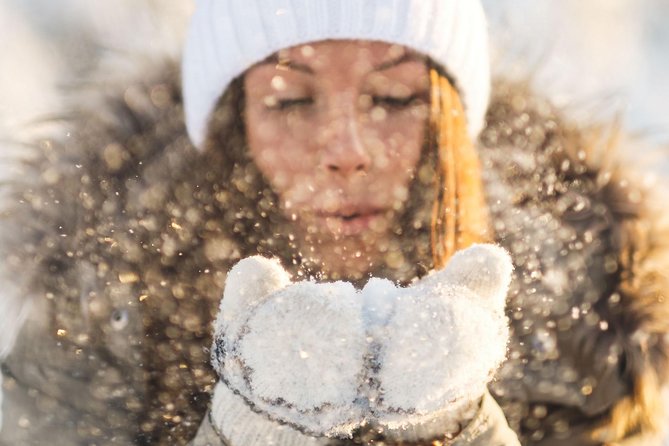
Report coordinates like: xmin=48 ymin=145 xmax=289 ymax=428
xmin=314 ymin=206 xmax=386 ymax=236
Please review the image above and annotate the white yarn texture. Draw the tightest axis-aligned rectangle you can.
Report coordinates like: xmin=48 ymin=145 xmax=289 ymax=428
xmin=182 ymin=0 xmax=491 ymax=148
xmin=211 ymin=244 xmax=512 ymax=438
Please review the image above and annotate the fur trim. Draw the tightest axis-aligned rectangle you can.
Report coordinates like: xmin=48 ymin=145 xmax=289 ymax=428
xmin=483 ymin=81 xmax=669 ymax=443
xmin=589 ymin=128 xmax=669 ymax=441
xmin=535 ymin=106 xmax=669 ymax=441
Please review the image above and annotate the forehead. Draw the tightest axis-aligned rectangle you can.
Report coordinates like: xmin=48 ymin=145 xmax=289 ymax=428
xmin=273 ymin=40 xmax=415 ymax=73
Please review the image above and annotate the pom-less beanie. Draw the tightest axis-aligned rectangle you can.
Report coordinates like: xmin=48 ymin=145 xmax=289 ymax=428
xmin=182 ymin=0 xmax=491 ymax=149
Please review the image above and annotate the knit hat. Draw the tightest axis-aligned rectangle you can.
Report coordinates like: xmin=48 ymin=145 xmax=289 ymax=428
xmin=182 ymin=0 xmax=491 ymax=149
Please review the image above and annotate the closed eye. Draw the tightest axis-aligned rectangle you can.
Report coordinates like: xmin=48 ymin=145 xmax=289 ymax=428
xmin=373 ymin=93 xmax=426 ymax=109
xmin=269 ymin=97 xmax=314 ymax=110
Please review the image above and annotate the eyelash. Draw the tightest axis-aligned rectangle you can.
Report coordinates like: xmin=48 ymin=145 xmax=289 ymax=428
xmin=268 ymin=94 xmax=425 ymax=111
xmin=271 ymin=97 xmax=315 ymax=110
xmin=372 ymin=94 xmax=424 ymax=109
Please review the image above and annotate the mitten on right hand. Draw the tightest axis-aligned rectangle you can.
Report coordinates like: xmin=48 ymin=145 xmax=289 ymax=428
xmin=211 ymin=256 xmax=367 ymax=438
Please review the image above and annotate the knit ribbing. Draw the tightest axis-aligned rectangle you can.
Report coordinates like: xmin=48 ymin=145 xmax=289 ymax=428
xmin=210 ymin=382 xmax=329 ymax=446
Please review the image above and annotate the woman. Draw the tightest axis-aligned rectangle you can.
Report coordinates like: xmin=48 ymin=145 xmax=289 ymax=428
xmin=1 ymin=0 xmax=668 ymax=445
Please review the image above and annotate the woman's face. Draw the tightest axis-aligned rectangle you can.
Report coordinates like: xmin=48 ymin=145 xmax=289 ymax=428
xmin=244 ymin=40 xmax=429 ymax=278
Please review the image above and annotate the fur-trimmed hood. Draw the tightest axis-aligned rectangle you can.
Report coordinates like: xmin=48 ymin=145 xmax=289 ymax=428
xmin=481 ymin=84 xmax=669 ymax=443
xmin=1 ymin=59 xmax=668 ymax=445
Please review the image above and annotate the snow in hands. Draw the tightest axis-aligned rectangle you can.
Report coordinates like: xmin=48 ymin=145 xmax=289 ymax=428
xmin=211 ymin=244 xmax=513 ymax=438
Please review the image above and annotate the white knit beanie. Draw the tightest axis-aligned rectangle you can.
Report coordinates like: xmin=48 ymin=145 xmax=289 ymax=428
xmin=182 ymin=0 xmax=491 ymax=149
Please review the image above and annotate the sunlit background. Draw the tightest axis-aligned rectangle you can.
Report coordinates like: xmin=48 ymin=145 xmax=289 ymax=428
xmin=1 ymin=0 xmax=668 ymax=440
xmin=2 ymin=0 xmax=668 ymax=141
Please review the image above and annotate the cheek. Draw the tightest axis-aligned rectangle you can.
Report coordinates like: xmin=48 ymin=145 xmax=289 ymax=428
xmin=363 ymin=116 xmax=425 ymax=205
xmin=368 ymin=115 xmax=424 ymax=173
xmin=247 ymin=113 xmax=318 ymax=194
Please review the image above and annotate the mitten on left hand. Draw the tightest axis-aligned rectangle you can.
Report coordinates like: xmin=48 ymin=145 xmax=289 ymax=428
xmin=367 ymin=244 xmax=512 ymax=431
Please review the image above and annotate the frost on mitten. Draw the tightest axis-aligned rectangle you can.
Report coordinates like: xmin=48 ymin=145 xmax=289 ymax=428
xmin=369 ymin=244 xmax=513 ymax=428
xmin=212 ymin=256 xmax=367 ymax=438
xmin=211 ymin=245 xmax=513 ymax=439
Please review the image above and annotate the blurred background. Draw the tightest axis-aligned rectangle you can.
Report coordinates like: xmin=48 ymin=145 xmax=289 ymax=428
xmin=0 ymin=0 xmax=668 ymax=438
xmin=1 ymin=0 xmax=668 ymax=142
xmin=484 ymin=0 xmax=669 ymax=140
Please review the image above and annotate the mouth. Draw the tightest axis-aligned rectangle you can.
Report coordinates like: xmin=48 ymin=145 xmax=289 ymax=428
xmin=315 ymin=207 xmax=386 ymax=236
xmin=340 ymin=211 xmax=367 ymax=221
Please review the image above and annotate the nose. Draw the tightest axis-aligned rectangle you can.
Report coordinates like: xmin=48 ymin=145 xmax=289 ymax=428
xmin=320 ymin=109 xmax=372 ymax=176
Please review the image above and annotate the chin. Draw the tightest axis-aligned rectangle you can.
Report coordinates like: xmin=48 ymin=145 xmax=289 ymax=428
xmin=289 ymin=214 xmax=406 ymax=281
xmin=296 ymin=236 xmax=379 ymax=281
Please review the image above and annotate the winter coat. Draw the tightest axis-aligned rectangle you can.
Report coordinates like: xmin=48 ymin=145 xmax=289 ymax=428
xmin=1 ymin=60 xmax=668 ymax=446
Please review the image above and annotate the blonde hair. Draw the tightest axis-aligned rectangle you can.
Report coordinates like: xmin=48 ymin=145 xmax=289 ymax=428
xmin=429 ymin=67 xmax=490 ymax=268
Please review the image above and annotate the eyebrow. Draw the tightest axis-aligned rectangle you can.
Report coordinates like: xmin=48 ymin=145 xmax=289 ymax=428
xmin=262 ymin=54 xmax=315 ymax=75
xmin=373 ymin=52 xmax=422 ymax=71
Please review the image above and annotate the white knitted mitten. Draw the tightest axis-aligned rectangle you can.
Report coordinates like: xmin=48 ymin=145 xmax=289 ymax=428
xmin=211 ymin=244 xmax=513 ymax=440
xmin=367 ymin=244 xmax=512 ymax=431
xmin=212 ymin=256 xmax=367 ymax=437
